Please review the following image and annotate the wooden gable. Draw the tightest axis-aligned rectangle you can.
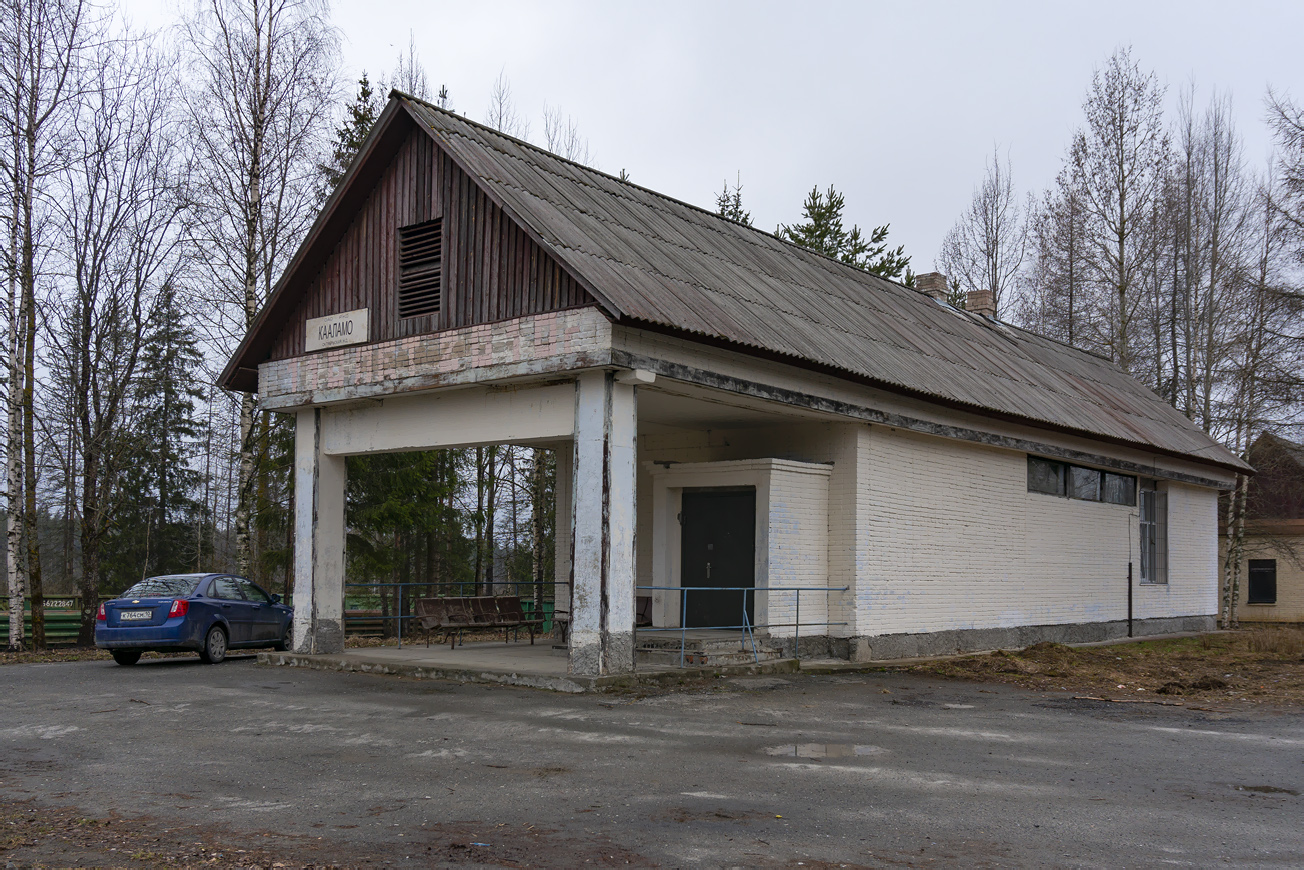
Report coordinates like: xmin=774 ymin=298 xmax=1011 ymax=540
xmin=228 ymin=106 xmax=598 ymax=385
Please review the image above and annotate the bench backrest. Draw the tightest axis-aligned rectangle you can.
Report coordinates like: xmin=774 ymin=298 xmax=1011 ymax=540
xmin=496 ymin=596 xmax=526 ymax=621
xmin=413 ymin=594 xmax=541 ymax=627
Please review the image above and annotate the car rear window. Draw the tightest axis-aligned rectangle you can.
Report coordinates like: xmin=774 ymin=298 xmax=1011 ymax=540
xmin=122 ymin=576 xmax=201 ymax=598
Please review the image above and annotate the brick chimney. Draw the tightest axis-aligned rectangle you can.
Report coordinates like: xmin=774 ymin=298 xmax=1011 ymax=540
xmin=966 ymin=289 xmax=996 ymax=318
xmin=916 ymin=272 xmax=950 ymax=303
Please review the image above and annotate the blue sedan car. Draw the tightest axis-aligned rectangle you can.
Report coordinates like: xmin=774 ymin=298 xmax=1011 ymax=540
xmin=95 ymin=574 xmax=293 ymax=666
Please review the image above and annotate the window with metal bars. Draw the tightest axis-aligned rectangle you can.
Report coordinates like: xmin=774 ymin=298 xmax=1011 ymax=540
xmin=1139 ymin=481 xmax=1168 ymax=584
xmin=397 ymin=218 xmax=442 ymax=319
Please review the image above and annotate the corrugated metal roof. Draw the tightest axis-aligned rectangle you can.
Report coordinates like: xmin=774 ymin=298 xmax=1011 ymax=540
xmin=401 ymin=96 xmax=1246 ymax=472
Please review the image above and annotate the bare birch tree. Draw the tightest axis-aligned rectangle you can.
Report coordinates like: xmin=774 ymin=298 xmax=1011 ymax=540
xmin=938 ymin=148 xmax=1026 ymax=317
xmin=542 ymin=103 xmax=591 ymax=164
xmin=1017 ymin=183 xmax=1086 ymax=344
xmin=1166 ymin=88 xmax=1253 ymax=428
xmin=52 ymin=33 xmax=188 ymax=642
xmin=484 ymin=69 xmax=528 ymax=140
xmin=386 ymin=30 xmax=429 ymax=100
xmin=180 ymin=0 xmax=338 ymax=577
xmin=1065 ymin=47 xmax=1170 ymax=375
xmin=0 ymin=0 xmax=95 ymax=649
xmin=1217 ymin=178 xmax=1303 ymax=627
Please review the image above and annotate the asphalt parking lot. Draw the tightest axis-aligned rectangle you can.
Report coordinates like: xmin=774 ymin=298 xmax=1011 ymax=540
xmin=1 ymin=655 xmax=1301 ymax=868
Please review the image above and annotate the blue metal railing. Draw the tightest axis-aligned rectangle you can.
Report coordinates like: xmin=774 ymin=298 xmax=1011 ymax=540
xmin=636 ymin=584 xmax=849 ymax=667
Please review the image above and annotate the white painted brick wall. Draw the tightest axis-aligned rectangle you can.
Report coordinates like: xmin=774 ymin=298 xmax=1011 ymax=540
xmin=637 ymin=420 xmax=1220 ymax=638
xmin=859 ymin=427 xmax=1219 ymax=635
xmin=762 ymin=464 xmax=829 ymax=637
xmin=638 ymin=422 xmax=856 ymax=636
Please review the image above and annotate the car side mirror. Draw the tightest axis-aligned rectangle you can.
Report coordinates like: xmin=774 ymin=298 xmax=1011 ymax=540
xmin=270 ymin=594 xmax=282 ymax=604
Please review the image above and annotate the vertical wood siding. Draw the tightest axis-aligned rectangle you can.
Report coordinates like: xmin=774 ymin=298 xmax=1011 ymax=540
xmin=267 ymin=128 xmax=594 ymax=360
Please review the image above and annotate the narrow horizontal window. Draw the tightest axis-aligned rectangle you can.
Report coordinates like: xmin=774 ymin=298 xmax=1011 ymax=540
xmin=397 ymin=218 xmax=442 ymax=319
xmin=1102 ymin=471 xmax=1137 ymax=506
xmin=1028 ymin=456 xmax=1137 ymax=507
xmin=1027 ymin=457 xmax=1065 ymax=496
xmin=1068 ymin=466 xmax=1102 ymax=501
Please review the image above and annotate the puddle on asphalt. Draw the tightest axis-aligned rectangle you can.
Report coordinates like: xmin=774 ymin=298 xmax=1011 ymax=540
xmin=763 ymin=743 xmax=882 ymax=758
xmin=1234 ymin=784 xmax=1299 ymax=796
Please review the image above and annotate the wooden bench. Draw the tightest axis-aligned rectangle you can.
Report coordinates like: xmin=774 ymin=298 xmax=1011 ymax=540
xmin=413 ymin=596 xmax=545 ymax=647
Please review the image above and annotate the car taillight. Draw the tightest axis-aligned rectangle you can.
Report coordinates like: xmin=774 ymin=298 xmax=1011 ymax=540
xmin=168 ymin=599 xmax=189 ymax=618
xmin=96 ymin=603 xmax=106 ymax=621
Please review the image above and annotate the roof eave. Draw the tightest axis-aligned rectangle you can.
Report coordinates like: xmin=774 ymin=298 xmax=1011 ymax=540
xmin=618 ymin=316 xmax=1253 ymax=478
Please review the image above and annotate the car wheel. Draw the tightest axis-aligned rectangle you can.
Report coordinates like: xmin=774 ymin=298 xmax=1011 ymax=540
xmin=200 ymin=626 xmax=228 ymax=664
xmin=111 ymin=649 xmax=142 ymax=666
xmin=273 ymin=622 xmax=291 ymax=652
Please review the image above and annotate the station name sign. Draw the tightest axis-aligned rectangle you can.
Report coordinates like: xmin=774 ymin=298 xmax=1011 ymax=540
xmin=305 ymin=308 xmax=369 ymax=352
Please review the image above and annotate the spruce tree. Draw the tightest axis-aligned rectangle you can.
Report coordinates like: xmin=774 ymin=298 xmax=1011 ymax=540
xmin=777 ymin=185 xmax=912 ymax=282
xmin=317 ymin=73 xmax=383 ymax=201
xmin=104 ymin=284 xmax=209 ymax=588
xmin=715 ymin=173 xmax=752 ymax=226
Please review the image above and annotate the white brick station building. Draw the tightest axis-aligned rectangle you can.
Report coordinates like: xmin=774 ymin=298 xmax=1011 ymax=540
xmin=221 ymin=92 xmax=1249 ymax=677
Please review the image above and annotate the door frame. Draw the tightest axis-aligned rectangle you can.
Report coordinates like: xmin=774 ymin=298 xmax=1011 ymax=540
xmin=679 ymin=486 xmax=757 ymax=628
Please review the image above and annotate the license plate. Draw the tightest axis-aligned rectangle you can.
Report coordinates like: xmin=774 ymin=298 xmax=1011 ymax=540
xmin=119 ymin=610 xmax=152 ymax=621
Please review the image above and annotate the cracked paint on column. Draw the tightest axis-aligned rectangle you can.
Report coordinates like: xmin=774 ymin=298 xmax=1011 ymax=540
xmin=292 ymin=408 xmax=347 ymax=655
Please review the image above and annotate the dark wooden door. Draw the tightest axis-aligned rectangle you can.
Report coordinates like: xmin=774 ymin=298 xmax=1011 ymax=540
xmin=680 ymin=489 xmax=756 ymax=628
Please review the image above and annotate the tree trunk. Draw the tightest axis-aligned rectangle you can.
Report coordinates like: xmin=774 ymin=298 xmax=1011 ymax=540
xmin=23 ymin=271 xmax=43 ymax=649
xmin=483 ymin=447 xmax=497 ymax=596
xmin=76 ymin=452 xmax=101 ymax=647
xmin=4 ymin=196 xmax=23 ymax=652
xmin=474 ymin=446 xmax=484 ymax=594
xmin=234 ymin=390 xmax=255 ymax=575
xmin=530 ymin=450 xmax=544 ymax=614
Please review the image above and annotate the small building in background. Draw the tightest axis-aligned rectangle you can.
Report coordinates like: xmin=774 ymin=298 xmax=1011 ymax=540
xmin=1221 ymin=434 xmax=1304 ymax=624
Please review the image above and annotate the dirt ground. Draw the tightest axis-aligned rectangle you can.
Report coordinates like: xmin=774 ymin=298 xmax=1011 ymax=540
xmin=8 ymin=630 xmax=1304 ymax=712
xmin=904 ymin=627 xmax=1304 ymax=708
xmin=0 ymin=800 xmax=653 ymax=869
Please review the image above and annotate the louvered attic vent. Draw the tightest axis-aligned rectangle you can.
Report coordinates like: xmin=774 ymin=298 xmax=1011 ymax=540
xmin=397 ymin=218 xmax=442 ymax=319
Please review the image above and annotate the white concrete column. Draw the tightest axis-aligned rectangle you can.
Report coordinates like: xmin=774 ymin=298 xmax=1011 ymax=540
xmin=607 ymin=377 xmax=637 ymax=664
xmin=292 ymin=408 xmax=347 ymax=654
xmin=568 ymin=371 xmax=638 ymax=675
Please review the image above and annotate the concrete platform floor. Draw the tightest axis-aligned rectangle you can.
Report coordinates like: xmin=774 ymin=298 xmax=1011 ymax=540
xmin=260 ymin=634 xmax=798 ymax=693
xmin=259 ymin=628 xmax=1227 ymax=693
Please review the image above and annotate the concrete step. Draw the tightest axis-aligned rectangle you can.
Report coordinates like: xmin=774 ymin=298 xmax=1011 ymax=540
xmin=636 ymin=634 xmax=771 ymax=655
xmin=636 ymin=644 xmax=785 ymax=667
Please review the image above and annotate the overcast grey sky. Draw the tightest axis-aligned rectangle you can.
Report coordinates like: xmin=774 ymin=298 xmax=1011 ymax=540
xmin=132 ymin=0 xmax=1303 ymax=273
